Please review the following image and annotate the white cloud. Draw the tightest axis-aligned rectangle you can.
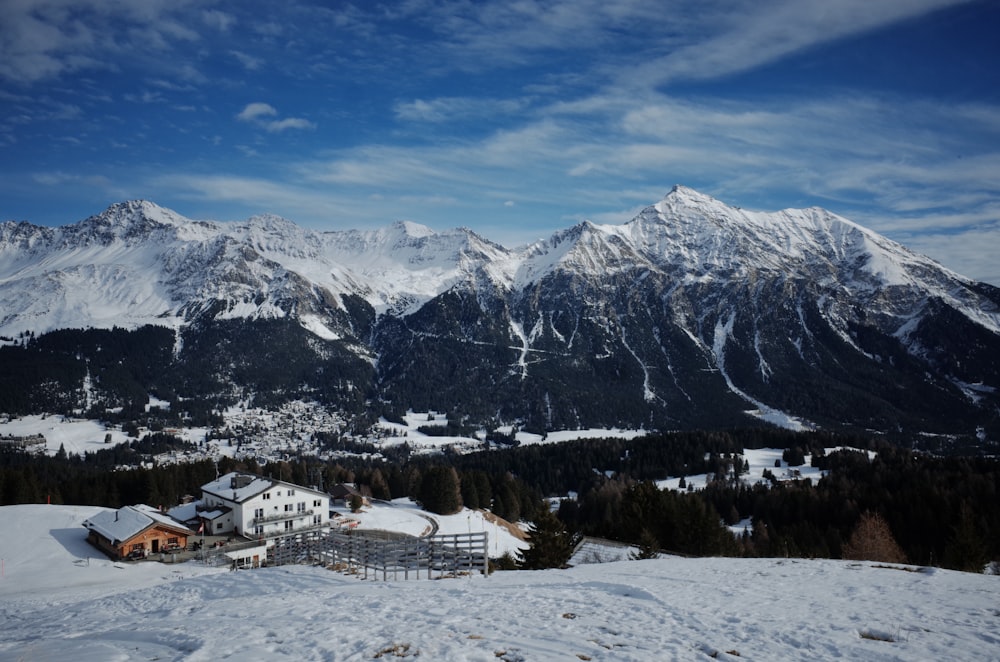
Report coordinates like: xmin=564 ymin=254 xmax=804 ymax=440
xmin=230 ymin=50 xmax=262 ymax=71
xmin=202 ymin=10 xmax=236 ymax=32
xmin=265 ymin=117 xmax=315 ymax=132
xmin=394 ymin=96 xmax=529 ymax=122
xmin=236 ymin=102 xmax=278 ymax=122
xmin=902 ymin=223 xmax=1000 ymax=286
xmin=0 ymin=0 xmax=205 ymax=84
xmin=33 ymin=171 xmax=111 ymax=187
xmin=124 ymin=90 xmax=165 ymax=104
xmin=236 ymin=103 xmax=313 ymax=132
xmin=624 ymin=0 xmax=973 ymax=87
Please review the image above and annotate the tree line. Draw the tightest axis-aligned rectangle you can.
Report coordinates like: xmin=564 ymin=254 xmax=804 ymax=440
xmin=1 ymin=428 xmax=997 ymax=572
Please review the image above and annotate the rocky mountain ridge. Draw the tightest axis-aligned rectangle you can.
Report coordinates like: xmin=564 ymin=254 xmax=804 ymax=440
xmin=2 ymin=188 xmax=998 ymax=441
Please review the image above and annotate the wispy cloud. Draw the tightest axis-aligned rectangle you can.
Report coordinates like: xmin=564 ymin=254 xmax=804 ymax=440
xmin=266 ymin=118 xmax=315 ymax=132
xmin=230 ymin=50 xmax=262 ymax=71
xmin=623 ymin=0 xmax=974 ymax=87
xmin=33 ymin=171 xmax=112 ymax=188
xmin=903 ymin=222 xmax=1000 ymax=285
xmin=0 ymin=0 xmax=204 ymax=84
xmin=394 ymin=97 xmax=529 ymax=122
xmin=202 ymin=10 xmax=236 ymax=32
xmin=236 ymin=102 xmax=315 ymax=132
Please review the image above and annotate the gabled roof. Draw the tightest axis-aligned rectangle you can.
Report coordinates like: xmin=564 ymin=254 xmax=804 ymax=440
xmin=201 ymin=472 xmax=275 ymax=503
xmin=198 ymin=506 xmax=231 ymax=521
xmin=167 ymin=500 xmax=200 ymax=524
xmin=329 ymin=483 xmax=362 ymax=498
xmin=83 ymin=504 xmax=193 ymax=544
xmin=201 ymin=472 xmax=328 ymax=504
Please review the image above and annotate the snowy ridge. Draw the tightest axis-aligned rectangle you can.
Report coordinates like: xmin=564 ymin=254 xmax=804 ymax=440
xmin=0 ymin=202 xmax=510 ymax=337
xmin=2 ymin=189 xmax=997 ymax=339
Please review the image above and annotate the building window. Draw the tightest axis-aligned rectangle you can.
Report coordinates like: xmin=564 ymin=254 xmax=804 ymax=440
xmin=131 ymin=543 xmax=144 ymax=551
xmin=216 ymin=522 xmax=224 ymax=531
xmin=254 ymin=508 xmax=264 ymax=518
xmin=275 ymin=490 xmax=282 ymax=496
xmin=167 ymin=537 xmax=178 ymax=545
xmin=297 ymin=501 xmax=306 ymax=513
xmin=313 ymin=499 xmax=321 ymax=507
xmin=262 ymin=492 xmax=271 ymax=500
xmin=313 ymin=514 xmax=322 ymax=525
xmin=284 ymin=520 xmax=294 ymax=531
xmin=288 ymin=488 xmax=295 ymax=496
xmin=284 ymin=503 xmax=293 ymax=512
xmin=254 ymin=525 xmax=263 ymax=537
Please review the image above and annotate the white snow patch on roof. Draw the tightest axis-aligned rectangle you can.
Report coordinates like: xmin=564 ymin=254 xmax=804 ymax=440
xmin=200 ymin=472 xmax=274 ymax=502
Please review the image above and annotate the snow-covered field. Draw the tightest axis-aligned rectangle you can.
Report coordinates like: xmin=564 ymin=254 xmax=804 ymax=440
xmin=0 ymin=414 xmax=128 ymax=456
xmin=334 ymin=498 xmax=527 ymax=559
xmin=373 ymin=410 xmax=646 ymax=454
xmin=1 ymin=504 xmax=998 ymax=661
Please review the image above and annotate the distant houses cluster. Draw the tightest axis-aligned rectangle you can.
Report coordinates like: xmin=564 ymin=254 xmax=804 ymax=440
xmin=83 ymin=472 xmax=340 ymax=564
xmin=0 ymin=433 xmax=45 ymax=451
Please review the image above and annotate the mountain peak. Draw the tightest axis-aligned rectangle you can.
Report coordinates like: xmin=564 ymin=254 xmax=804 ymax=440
xmin=391 ymin=220 xmax=436 ymax=239
xmin=69 ymin=200 xmax=192 ymax=245
xmin=656 ymin=185 xmax=731 ymax=211
xmin=96 ymin=200 xmax=187 ymax=226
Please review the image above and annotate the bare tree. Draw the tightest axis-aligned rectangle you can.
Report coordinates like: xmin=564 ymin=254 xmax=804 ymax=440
xmin=842 ymin=512 xmax=907 ymax=564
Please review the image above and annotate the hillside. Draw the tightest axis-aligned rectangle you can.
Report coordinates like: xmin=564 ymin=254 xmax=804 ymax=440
xmin=0 ymin=504 xmax=996 ymax=660
xmin=2 ymin=188 xmax=999 ymax=440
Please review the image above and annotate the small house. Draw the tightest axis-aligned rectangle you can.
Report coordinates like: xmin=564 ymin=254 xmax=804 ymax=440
xmin=329 ymin=483 xmax=368 ymax=508
xmin=83 ymin=504 xmax=194 ymax=560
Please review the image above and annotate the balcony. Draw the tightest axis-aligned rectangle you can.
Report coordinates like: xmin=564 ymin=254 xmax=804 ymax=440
xmin=251 ymin=509 xmax=314 ymax=526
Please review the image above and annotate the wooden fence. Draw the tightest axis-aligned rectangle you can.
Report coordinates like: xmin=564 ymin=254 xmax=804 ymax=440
xmin=260 ymin=528 xmax=489 ymax=580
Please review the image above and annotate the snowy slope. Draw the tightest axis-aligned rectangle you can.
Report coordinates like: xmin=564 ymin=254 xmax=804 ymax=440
xmin=1 ymin=504 xmax=997 ymax=661
xmin=0 ymin=201 xmax=508 ymax=337
xmin=3 ymin=190 xmax=999 ymax=437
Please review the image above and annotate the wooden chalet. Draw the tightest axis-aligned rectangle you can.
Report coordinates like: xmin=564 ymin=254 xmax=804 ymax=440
xmin=83 ymin=504 xmax=194 ymax=560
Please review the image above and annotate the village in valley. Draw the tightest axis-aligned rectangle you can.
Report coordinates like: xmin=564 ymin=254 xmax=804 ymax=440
xmin=0 ymin=400 xmax=522 ymax=469
xmin=3 ymin=392 xmax=659 ymax=481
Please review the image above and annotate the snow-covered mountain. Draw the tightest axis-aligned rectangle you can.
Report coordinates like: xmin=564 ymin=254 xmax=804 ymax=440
xmin=0 ymin=199 xmax=507 ymax=339
xmin=2 ymin=188 xmax=998 ymax=439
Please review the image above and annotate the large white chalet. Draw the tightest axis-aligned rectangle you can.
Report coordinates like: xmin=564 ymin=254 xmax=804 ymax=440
xmin=199 ymin=472 xmax=329 ymax=539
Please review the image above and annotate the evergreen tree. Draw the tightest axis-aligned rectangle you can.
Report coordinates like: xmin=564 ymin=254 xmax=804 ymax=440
xmin=417 ymin=466 xmax=462 ymax=515
xmin=518 ymin=509 xmax=578 ymax=569
xmin=943 ymin=504 xmax=989 ymax=572
xmin=630 ymin=528 xmax=660 ymax=560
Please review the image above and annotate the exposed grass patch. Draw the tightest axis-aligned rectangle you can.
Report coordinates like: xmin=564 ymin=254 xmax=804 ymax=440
xmin=871 ymin=564 xmax=922 ymax=573
xmin=373 ymin=642 xmax=415 ymax=658
xmin=859 ymin=626 xmax=906 ymax=643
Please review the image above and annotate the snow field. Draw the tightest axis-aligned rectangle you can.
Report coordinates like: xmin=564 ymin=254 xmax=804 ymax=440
xmin=0 ymin=414 xmax=128 ymax=456
xmin=1 ymin=504 xmax=998 ymax=661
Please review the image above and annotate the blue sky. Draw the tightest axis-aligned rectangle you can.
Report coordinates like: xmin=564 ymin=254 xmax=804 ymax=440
xmin=2 ymin=0 xmax=999 ymax=284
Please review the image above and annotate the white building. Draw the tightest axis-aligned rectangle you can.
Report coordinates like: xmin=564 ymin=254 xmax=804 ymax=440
xmin=199 ymin=472 xmax=329 ymax=539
